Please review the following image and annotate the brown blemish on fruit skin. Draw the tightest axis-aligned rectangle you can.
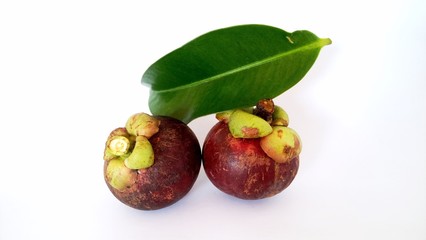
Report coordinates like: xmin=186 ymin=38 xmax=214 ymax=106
xmin=203 ymin=121 xmax=299 ymax=200
xmin=105 ymin=116 xmax=201 ymax=210
xmin=241 ymin=127 xmax=259 ymax=138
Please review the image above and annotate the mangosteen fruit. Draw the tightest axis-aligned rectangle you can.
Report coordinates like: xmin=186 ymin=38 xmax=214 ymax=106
xmin=202 ymin=99 xmax=301 ymax=200
xmin=103 ymin=113 xmax=201 ymax=210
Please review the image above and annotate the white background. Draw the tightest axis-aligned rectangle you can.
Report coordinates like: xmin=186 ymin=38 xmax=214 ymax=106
xmin=1 ymin=0 xmax=425 ymax=239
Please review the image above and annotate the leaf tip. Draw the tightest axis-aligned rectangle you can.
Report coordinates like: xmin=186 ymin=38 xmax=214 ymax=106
xmin=321 ymin=38 xmax=332 ymax=46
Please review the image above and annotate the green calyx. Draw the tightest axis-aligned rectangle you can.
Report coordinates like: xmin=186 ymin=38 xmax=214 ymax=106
xmin=104 ymin=128 xmax=133 ymax=161
xmin=124 ymin=136 xmax=154 ymax=169
xmin=216 ymin=99 xmax=293 ymax=139
xmin=215 ymin=99 xmax=302 ymax=163
xmin=106 ymin=158 xmax=136 ymax=190
xmin=228 ymin=109 xmax=273 ymax=138
xmin=104 ymin=112 xmax=159 ymax=172
xmin=260 ymin=126 xmax=302 ymax=163
xmin=215 ymin=110 xmax=234 ymax=123
xmin=271 ymin=105 xmax=289 ymax=127
xmin=123 ymin=113 xmax=159 ymax=170
xmin=107 ymin=136 xmax=130 ymax=156
xmin=125 ymin=113 xmax=160 ymax=138
xmin=103 ymin=113 xmax=160 ymax=190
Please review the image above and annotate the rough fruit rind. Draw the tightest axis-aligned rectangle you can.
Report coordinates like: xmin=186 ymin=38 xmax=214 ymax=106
xmin=202 ymin=99 xmax=301 ymax=200
xmin=202 ymin=121 xmax=299 ymax=200
xmin=104 ymin=116 xmax=202 ymax=210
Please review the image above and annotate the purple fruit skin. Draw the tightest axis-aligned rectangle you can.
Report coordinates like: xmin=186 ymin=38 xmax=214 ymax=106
xmin=105 ymin=116 xmax=201 ymax=210
xmin=203 ymin=121 xmax=299 ymax=200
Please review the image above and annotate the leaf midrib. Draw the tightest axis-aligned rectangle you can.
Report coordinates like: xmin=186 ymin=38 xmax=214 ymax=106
xmin=153 ymin=38 xmax=331 ymax=93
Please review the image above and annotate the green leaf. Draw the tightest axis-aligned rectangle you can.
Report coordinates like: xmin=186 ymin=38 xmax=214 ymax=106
xmin=142 ymin=24 xmax=331 ymax=123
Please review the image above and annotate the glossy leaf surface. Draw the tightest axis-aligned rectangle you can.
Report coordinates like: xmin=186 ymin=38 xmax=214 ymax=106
xmin=142 ymin=24 xmax=331 ymax=123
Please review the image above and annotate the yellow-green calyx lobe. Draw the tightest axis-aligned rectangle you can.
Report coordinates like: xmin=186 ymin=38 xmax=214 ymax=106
xmin=259 ymin=126 xmax=302 ymax=163
xmin=104 ymin=113 xmax=159 ymax=175
xmin=124 ymin=136 xmax=155 ymax=169
xmin=215 ymin=99 xmax=302 ymax=163
xmin=216 ymin=110 xmax=234 ymax=123
xmin=272 ymin=105 xmax=289 ymax=127
xmin=106 ymin=159 xmax=136 ymax=190
xmin=125 ymin=113 xmax=160 ymax=138
xmin=104 ymin=127 xmax=133 ymax=161
xmin=228 ymin=109 xmax=273 ymax=138
xmin=107 ymin=136 xmax=130 ymax=156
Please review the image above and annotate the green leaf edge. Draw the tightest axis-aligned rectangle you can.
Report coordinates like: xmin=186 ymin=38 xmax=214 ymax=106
xmin=142 ymin=25 xmax=332 ymax=123
xmin=153 ymin=37 xmax=331 ymax=94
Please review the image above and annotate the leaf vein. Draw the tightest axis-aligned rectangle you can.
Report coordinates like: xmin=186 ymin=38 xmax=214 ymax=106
xmin=153 ymin=38 xmax=331 ymax=94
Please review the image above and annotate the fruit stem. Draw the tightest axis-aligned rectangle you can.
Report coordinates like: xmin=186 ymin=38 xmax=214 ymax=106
xmin=107 ymin=135 xmax=131 ymax=156
xmin=253 ymin=99 xmax=275 ymax=123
